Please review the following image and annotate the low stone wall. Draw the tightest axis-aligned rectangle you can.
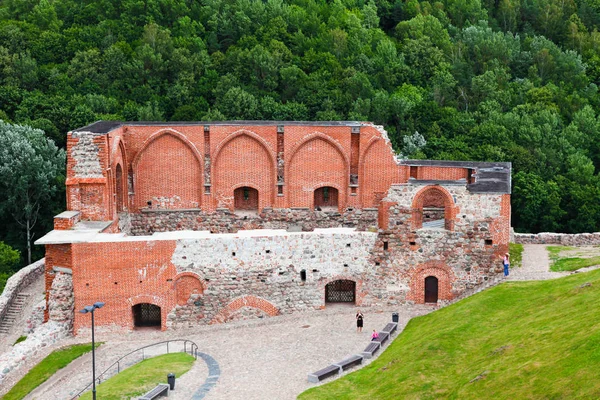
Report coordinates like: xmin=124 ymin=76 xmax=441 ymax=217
xmin=128 ymin=207 xmax=378 ymax=235
xmin=0 ymin=259 xmax=45 ymax=324
xmin=514 ymin=232 xmax=600 ymax=245
xmin=0 ymin=321 xmax=70 ymax=386
xmin=0 ymin=272 xmax=73 ymax=387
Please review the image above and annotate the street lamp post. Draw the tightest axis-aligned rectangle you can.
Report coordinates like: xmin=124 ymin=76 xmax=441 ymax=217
xmin=79 ymin=302 xmax=105 ymax=400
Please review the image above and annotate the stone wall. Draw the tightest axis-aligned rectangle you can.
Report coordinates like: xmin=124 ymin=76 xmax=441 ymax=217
xmin=128 ymin=207 xmax=378 ymax=235
xmin=373 ymin=184 xmax=508 ymax=304
xmin=514 ymin=232 xmax=600 ymax=245
xmin=166 ymin=229 xmax=379 ymax=329
xmin=0 ymin=259 xmax=45 ymax=324
xmin=48 ymin=272 xmax=74 ymax=330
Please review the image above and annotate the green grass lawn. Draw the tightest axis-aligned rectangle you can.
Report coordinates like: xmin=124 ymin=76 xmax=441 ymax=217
xmin=509 ymin=243 xmax=523 ymax=268
xmin=79 ymin=352 xmax=195 ymax=400
xmin=3 ymin=343 xmax=99 ymax=400
xmin=547 ymin=245 xmax=600 ymax=271
xmin=299 ymin=269 xmax=600 ymax=400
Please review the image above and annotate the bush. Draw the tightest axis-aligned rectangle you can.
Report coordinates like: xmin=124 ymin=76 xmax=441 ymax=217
xmin=0 ymin=242 xmax=20 ymax=274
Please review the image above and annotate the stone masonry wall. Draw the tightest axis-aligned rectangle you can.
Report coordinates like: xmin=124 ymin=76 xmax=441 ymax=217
xmin=167 ymin=230 xmax=379 ymax=329
xmin=129 ymin=208 xmax=378 ymax=235
xmin=514 ymin=232 xmax=600 ymax=245
xmin=372 ymin=184 xmax=508 ymax=304
xmin=48 ymin=272 xmax=74 ymax=330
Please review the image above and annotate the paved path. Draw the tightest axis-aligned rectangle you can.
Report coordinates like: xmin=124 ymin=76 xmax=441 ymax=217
xmin=22 ymin=304 xmax=431 ymax=400
xmin=506 ymin=244 xmax=569 ymax=281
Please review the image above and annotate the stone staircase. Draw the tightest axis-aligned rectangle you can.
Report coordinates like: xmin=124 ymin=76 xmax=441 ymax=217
xmin=0 ymin=293 xmax=30 ymax=334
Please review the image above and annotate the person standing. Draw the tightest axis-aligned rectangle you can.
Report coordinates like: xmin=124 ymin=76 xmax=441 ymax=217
xmin=356 ymin=310 xmax=364 ymax=333
xmin=503 ymin=253 xmax=510 ymax=276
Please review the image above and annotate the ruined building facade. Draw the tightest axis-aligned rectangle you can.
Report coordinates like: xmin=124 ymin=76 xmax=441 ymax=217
xmin=36 ymin=122 xmax=511 ymax=333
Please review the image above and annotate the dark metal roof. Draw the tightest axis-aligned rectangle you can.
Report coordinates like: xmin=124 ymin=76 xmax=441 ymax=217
xmin=72 ymin=120 xmax=364 ymax=134
xmin=400 ymin=160 xmax=511 ymax=194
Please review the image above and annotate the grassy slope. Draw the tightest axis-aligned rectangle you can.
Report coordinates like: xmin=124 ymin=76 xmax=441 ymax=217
xmin=79 ymin=352 xmax=195 ymax=400
xmin=3 ymin=343 xmax=98 ymax=400
xmin=300 ymin=269 xmax=600 ymax=400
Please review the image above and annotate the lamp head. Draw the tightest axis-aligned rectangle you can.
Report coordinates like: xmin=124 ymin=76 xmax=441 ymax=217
xmin=93 ymin=302 xmax=105 ymax=309
xmin=79 ymin=305 xmax=94 ymax=313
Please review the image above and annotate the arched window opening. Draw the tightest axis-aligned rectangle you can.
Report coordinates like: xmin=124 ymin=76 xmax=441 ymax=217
xmin=132 ymin=303 xmax=161 ymax=328
xmin=325 ymin=280 xmax=356 ymax=303
xmin=424 ymin=276 xmax=439 ymax=303
xmin=234 ymin=186 xmax=259 ymax=215
xmin=115 ymin=164 xmax=125 ymax=212
xmin=314 ymin=186 xmax=338 ymax=211
xmin=414 ymin=187 xmax=453 ymax=231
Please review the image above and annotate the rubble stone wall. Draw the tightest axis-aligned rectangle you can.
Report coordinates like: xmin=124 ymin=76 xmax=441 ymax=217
xmin=513 ymin=232 xmax=600 ymax=245
xmin=129 ymin=207 xmax=378 ymax=235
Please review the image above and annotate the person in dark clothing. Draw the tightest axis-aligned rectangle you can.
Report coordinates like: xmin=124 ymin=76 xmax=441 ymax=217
xmin=356 ymin=310 xmax=364 ymax=333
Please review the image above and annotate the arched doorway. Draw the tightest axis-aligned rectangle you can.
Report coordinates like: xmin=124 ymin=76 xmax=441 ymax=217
xmin=325 ymin=280 xmax=356 ymax=303
xmin=234 ymin=186 xmax=259 ymax=213
xmin=132 ymin=303 xmax=161 ymax=328
xmin=314 ymin=186 xmax=338 ymax=211
xmin=115 ymin=164 xmax=125 ymax=212
xmin=425 ymin=276 xmax=438 ymax=303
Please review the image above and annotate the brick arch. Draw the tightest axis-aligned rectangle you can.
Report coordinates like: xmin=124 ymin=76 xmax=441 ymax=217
xmin=286 ymin=132 xmax=350 ymax=180
xmin=319 ymin=275 xmax=365 ymax=306
xmin=132 ymin=129 xmax=203 ymax=171
xmin=127 ymin=294 xmax=168 ymax=330
xmin=359 ymin=136 xmax=381 ymax=207
xmin=411 ymin=185 xmax=457 ymax=230
xmin=286 ymin=133 xmax=350 ymax=208
xmin=312 ymin=183 xmax=342 ymax=210
xmin=132 ymin=129 xmax=203 ymax=210
xmin=212 ymin=130 xmax=277 ymax=209
xmin=407 ymin=261 xmax=456 ymax=303
xmin=173 ymin=272 xmax=205 ymax=306
xmin=210 ymin=295 xmax=279 ymax=324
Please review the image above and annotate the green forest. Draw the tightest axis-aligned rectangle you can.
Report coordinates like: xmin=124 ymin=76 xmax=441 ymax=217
xmin=1 ymin=0 xmax=600 ymax=269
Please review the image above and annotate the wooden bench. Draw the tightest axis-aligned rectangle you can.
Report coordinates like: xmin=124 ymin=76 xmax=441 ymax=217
xmin=307 ymin=364 xmax=341 ymax=383
xmin=333 ymin=355 xmax=363 ymax=371
xmin=381 ymin=322 xmax=398 ymax=335
xmin=361 ymin=341 xmax=381 ymax=359
xmin=139 ymin=384 xmax=169 ymax=400
xmin=373 ymin=331 xmax=390 ymax=345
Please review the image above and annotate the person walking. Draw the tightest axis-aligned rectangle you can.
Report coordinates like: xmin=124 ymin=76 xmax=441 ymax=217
xmin=503 ymin=252 xmax=510 ymax=276
xmin=356 ymin=310 xmax=364 ymax=333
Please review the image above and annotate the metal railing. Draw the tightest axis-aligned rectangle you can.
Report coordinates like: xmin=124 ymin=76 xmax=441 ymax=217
xmin=71 ymin=339 xmax=198 ymax=399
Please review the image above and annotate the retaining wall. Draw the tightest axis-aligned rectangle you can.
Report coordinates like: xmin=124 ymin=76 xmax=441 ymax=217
xmin=0 ymin=259 xmax=45 ymax=324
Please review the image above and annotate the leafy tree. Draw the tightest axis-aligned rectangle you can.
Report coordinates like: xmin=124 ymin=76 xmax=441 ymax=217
xmin=0 ymin=121 xmax=65 ymax=264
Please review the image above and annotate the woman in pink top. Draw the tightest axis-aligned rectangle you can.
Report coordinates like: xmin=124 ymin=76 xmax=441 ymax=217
xmin=371 ymin=329 xmax=379 ymax=341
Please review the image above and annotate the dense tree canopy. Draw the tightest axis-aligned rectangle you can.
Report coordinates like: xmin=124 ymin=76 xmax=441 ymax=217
xmin=1 ymin=0 xmax=600 ymax=243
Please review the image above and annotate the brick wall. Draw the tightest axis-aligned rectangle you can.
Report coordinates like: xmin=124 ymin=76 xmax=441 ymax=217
xmin=48 ymin=122 xmax=512 ymax=332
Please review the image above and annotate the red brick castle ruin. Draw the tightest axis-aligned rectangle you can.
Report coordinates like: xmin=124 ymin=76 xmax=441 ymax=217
xmin=36 ymin=121 xmax=511 ymax=333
